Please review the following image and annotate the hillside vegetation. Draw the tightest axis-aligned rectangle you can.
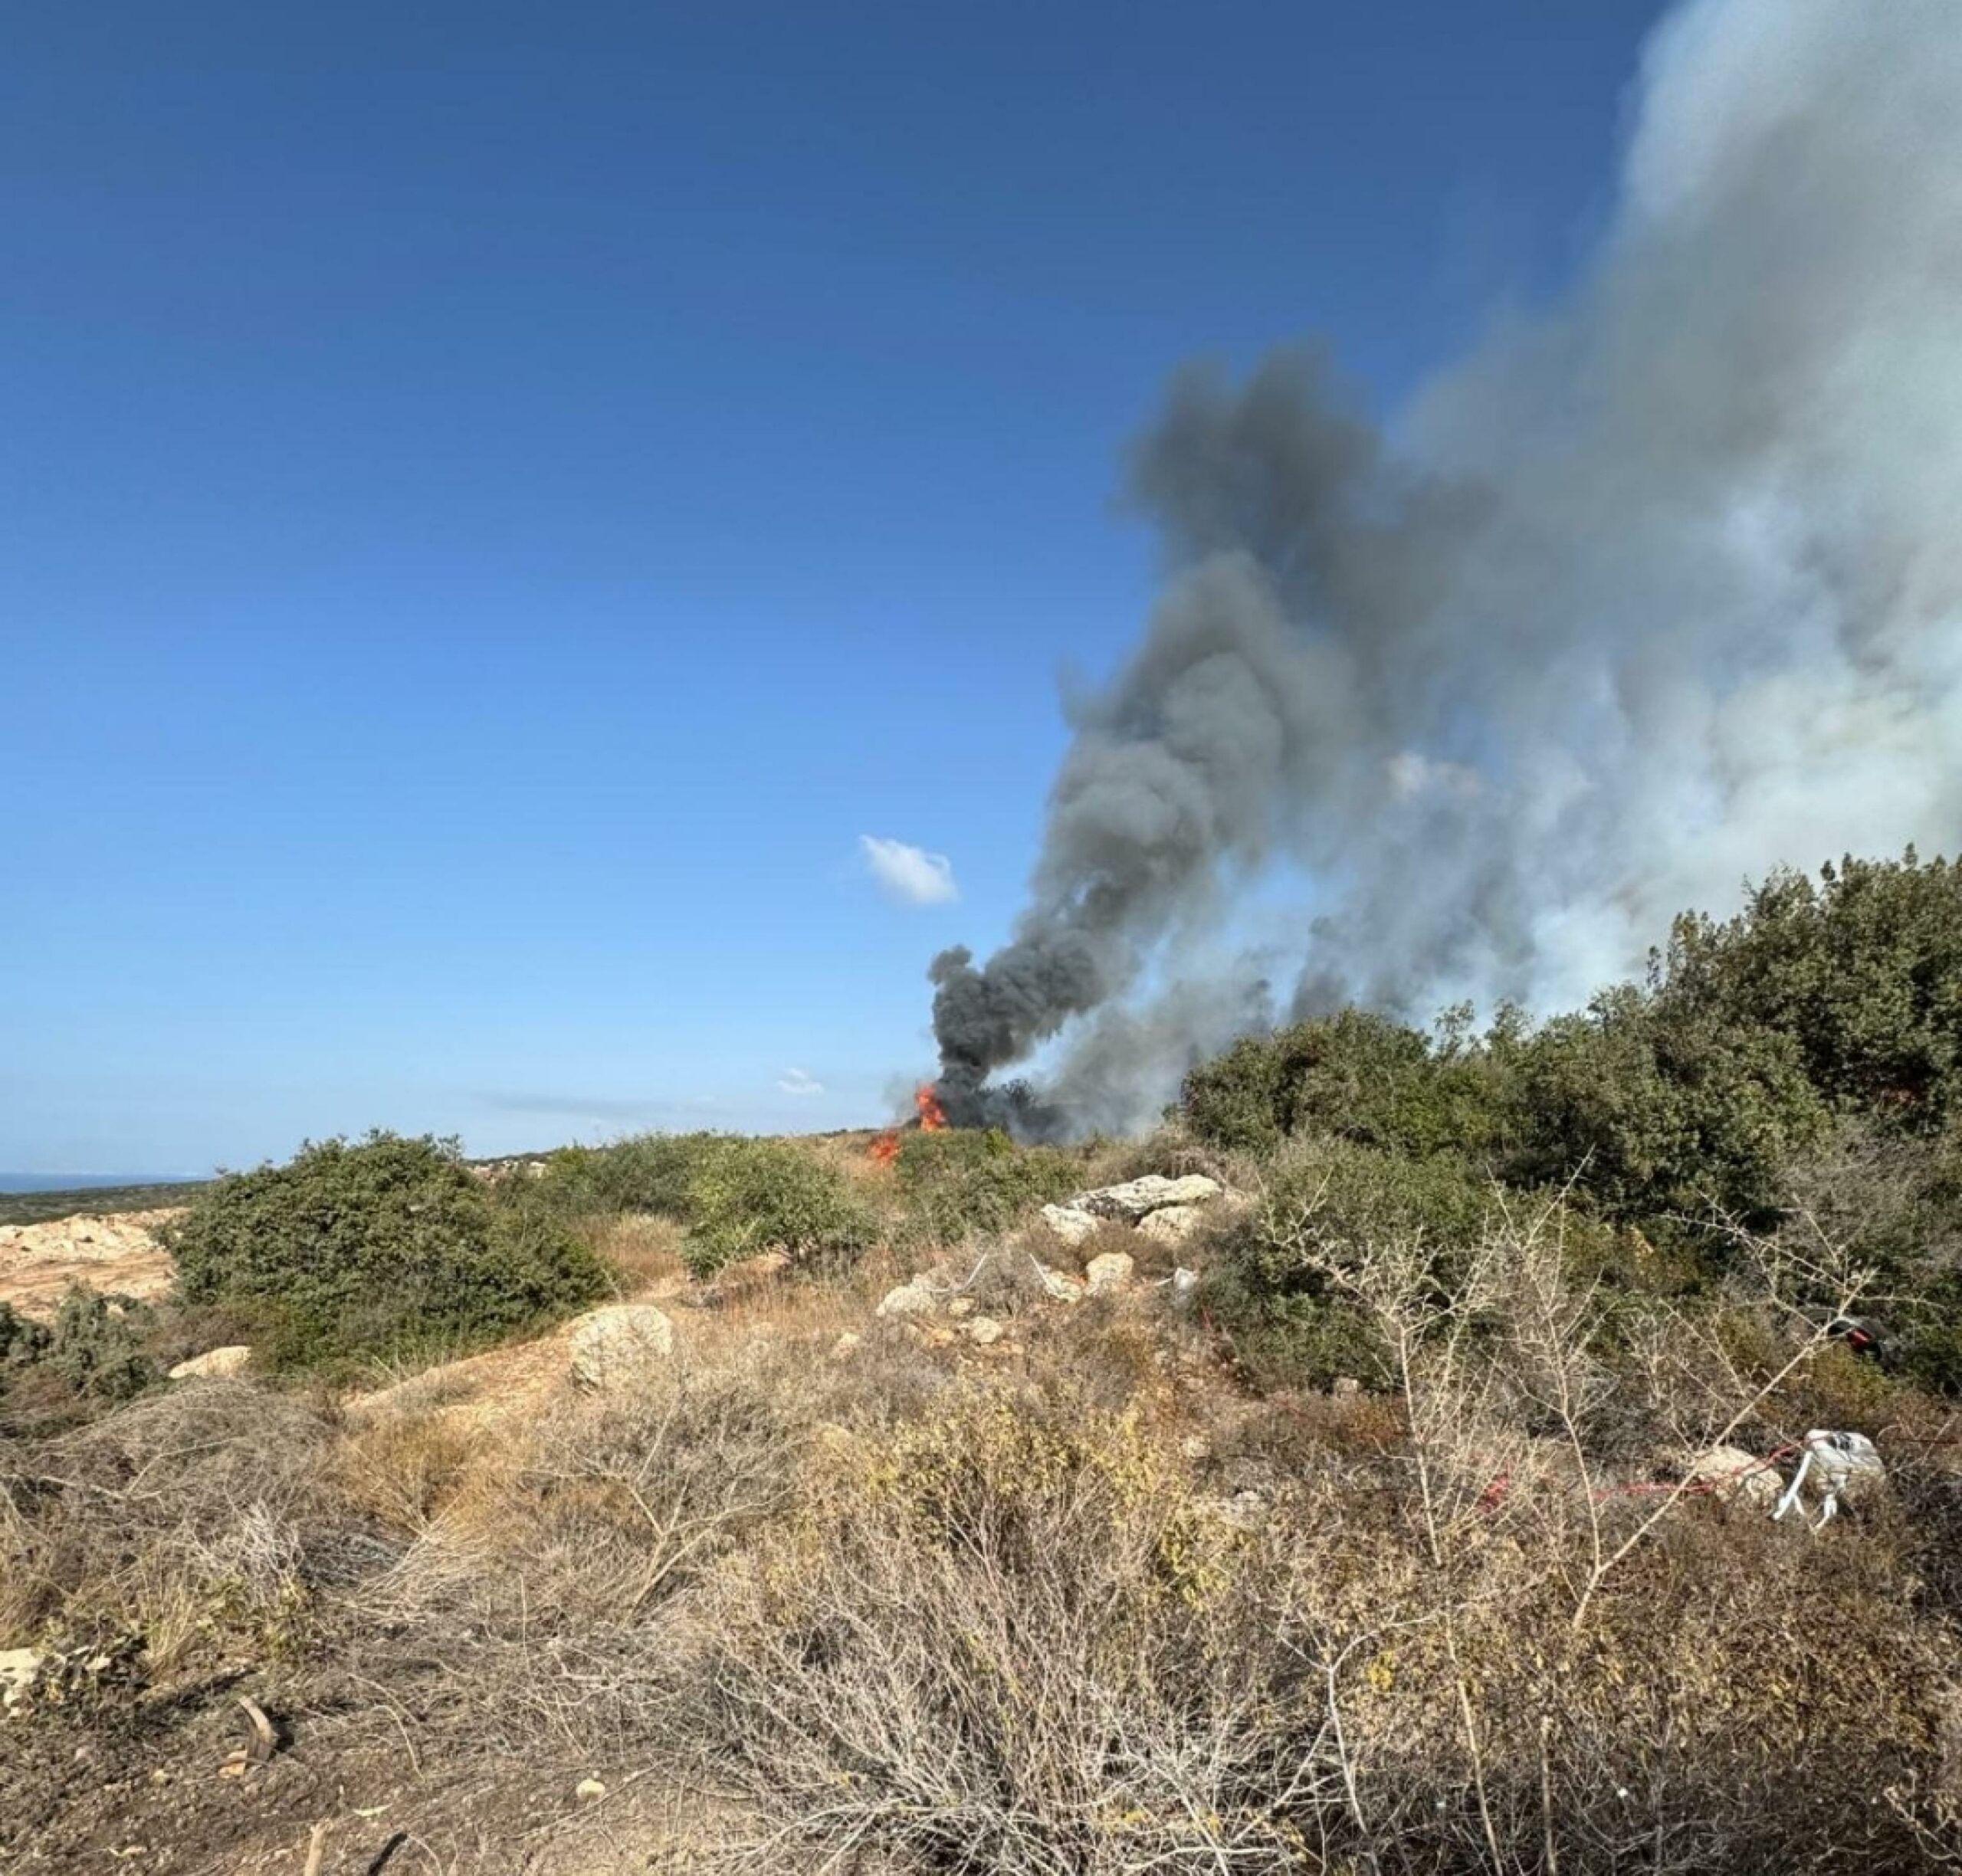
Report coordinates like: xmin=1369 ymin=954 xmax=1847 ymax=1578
xmin=2 ymin=851 xmax=1960 ymax=1873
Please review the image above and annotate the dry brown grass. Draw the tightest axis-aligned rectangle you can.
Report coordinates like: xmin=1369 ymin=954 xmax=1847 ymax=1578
xmin=582 ymin=1210 xmax=691 ymax=1295
xmin=4 ymin=1209 xmax=1962 ymax=1872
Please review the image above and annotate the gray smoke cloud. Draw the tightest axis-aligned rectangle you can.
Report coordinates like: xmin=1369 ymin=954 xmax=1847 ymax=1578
xmin=931 ymin=0 xmax=1962 ymax=1133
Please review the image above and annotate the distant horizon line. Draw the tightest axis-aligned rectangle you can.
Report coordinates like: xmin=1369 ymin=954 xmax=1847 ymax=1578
xmin=0 ymin=1172 xmax=209 ymax=1193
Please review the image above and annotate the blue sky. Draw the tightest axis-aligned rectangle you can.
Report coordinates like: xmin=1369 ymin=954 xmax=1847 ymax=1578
xmin=4 ymin=1 xmax=1667 ymax=1173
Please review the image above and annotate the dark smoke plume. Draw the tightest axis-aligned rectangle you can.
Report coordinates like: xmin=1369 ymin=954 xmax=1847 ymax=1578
xmin=933 ymin=0 xmax=1962 ymax=1133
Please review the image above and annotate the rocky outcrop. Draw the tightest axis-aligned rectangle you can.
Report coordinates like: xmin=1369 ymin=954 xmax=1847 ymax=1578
xmin=1038 ymin=1204 xmax=1099 ymax=1246
xmin=1137 ymin=1204 xmax=1209 ymax=1246
xmin=1071 ymin=1174 xmax=1222 ymax=1222
xmin=1085 ymin=1251 xmax=1134 ymax=1294
xmin=1043 ymin=1175 xmax=1232 ymax=1253
xmin=567 ymin=1305 xmax=675 ymax=1389
xmin=876 ymin=1277 xmax=942 ymax=1319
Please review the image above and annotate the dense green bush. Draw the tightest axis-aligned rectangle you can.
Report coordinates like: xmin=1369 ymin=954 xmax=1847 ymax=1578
xmin=682 ymin=1137 xmax=876 ymax=1277
xmin=891 ymin=1128 xmax=1082 ymax=1245
xmin=1770 ymin=1117 xmax=1962 ymax=1394
xmin=1225 ymin=1136 xmax=1499 ymax=1291
xmin=162 ymin=1132 xmax=609 ymax=1372
xmin=530 ymin=1133 xmax=727 ymax=1221
xmin=1657 ymin=851 xmax=1962 ymax=1133
xmin=1176 ymin=850 xmax=1962 ymax=1392
xmin=1199 ymin=1137 xmax=1494 ymax=1389
xmin=1179 ymin=1007 xmax=1508 ymax=1159
xmin=1494 ymin=986 xmax=1826 ymax=1224
xmin=44 ymin=1287 xmax=158 ymax=1402
xmin=0 ymin=1301 xmax=46 ymax=1368
xmin=522 ymin=1130 xmax=881 ymax=1281
xmin=0 ymin=1288 xmax=158 ymax=1425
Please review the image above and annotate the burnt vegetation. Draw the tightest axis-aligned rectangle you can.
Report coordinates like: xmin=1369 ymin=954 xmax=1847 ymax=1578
xmin=3 ymin=852 xmax=1961 ymax=1871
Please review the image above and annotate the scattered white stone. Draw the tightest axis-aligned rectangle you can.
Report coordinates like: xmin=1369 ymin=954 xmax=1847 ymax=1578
xmin=575 ymin=1776 xmax=607 ymax=1802
xmin=947 ymin=1296 xmax=976 ymax=1318
xmin=1085 ymin=1251 xmax=1134 ymax=1294
xmin=1032 ymin=1263 xmax=1086 ymax=1303
xmin=168 ymin=1345 xmax=252 ymax=1381
xmin=1137 ymin=1205 xmax=1208 ymax=1247
xmin=876 ymin=1279 xmax=940 ymax=1319
xmin=1683 ymin=1444 xmax=1782 ymax=1509
xmin=1167 ymin=1268 xmax=1201 ymax=1312
xmin=1039 ymin=1204 xmax=1099 ymax=1246
xmin=1330 ymin=1376 xmax=1363 ymax=1400
xmin=1072 ymin=1174 xmax=1222 ymax=1223
xmin=966 ymin=1317 xmax=1004 ymax=1346
xmin=0 ymin=1648 xmax=43 ymax=1714
xmin=830 ymin=1331 xmax=863 ymax=1359
xmin=567 ymin=1305 xmax=675 ymax=1389
xmin=1179 ymin=1434 xmax=1210 ymax=1461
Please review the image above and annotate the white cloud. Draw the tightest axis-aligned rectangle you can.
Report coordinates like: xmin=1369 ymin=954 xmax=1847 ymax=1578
xmin=858 ymin=835 xmax=960 ymax=906
xmin=778 ymin=1068 xmax=825 ymax=1097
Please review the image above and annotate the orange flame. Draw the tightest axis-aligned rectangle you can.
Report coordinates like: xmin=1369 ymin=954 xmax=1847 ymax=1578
xmin=868 ymin=1084 xmax=947 ymax=1163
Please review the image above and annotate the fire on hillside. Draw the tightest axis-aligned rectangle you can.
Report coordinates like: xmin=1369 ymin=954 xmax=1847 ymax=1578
xmin=868 ymin=1084 xmax=948 ymax=1165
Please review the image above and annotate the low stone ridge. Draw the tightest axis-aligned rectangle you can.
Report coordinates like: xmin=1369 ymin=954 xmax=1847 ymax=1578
xmin=1071 ymin=1174 xmax=1222 ymax=1222
xmin=1042 ymin=1175 xmax=1227 ymax=1248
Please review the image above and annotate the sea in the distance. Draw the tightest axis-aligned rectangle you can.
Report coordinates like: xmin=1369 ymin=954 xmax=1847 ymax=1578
xmin=0 ymin=1174 xmax=202 ymax=1195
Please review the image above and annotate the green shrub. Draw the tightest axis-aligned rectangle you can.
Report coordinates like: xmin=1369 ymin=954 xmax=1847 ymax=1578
xmin=1179 ymin=1007 xmax=1509 ymax=1159
xmin=44 ymin=1287 xmax=158 ymax=1402
xmin=683 ymin=1138 xmax=876 ymax=1277
xmin=0 ymin=1301 xmax=48 ymax=1368
xmin=1225 ymin=1136 xmax=1499 ymax=1296
xmin=891 ymin=1128 xmax=1082 ymax=1245
xmin=530 ymin=1133 xmax=728 ymax=1221
xmin=1771 ymin=1117 xmax=1962 ymax=1393
xmin=1495 ymin=987 xmax=1826 ymax=1225
xmin=501 ymin=1130 xmax=879 ymax=1283
xmin=1199 ymin=1259 xmax=1389 ymax=1392
xmin=162 ymin=1132 xmax=609 ymax=1373
xmin=1658 ymin=851 xmax=1962 ymax=1133
xmin=1199 ymin=1136 xmax=1501 ymax=1392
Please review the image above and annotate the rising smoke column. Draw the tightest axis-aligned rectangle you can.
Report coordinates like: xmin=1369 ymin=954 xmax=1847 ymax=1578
xmin=932 ymin=0 xmax=1962 ymax=1133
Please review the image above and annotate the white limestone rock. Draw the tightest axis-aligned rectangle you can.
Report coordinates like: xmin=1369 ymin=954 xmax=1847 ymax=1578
xmin=567 ymin=1305 xmax=675 ymax=1389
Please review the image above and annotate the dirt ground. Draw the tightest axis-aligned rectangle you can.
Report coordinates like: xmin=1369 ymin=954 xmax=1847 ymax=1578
xmin=0 ymin=1677 xmax=697 ymax=1873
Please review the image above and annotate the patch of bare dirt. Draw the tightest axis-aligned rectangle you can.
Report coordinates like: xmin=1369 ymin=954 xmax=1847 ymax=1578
xmin=0 ymin=1210 xmax=180 ymax=1320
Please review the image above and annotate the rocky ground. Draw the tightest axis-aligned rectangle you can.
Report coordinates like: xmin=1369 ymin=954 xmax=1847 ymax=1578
xmin=0 ymin=1210 xmax=179 ymax=1320
xmin=5 ymin=1166 xmax=1957 ymax=1874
